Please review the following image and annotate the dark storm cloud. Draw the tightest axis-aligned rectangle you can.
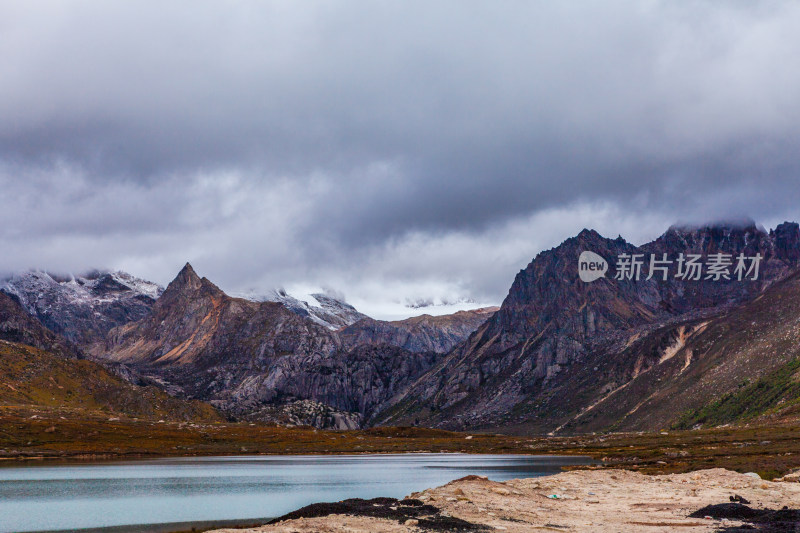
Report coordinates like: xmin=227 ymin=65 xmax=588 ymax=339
xmin=2 ymin=1 xmax=800 ymax=313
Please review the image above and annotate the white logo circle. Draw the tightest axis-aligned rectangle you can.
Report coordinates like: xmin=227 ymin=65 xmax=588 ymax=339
xmin=578 ymin=251 xmax=608 ymax=282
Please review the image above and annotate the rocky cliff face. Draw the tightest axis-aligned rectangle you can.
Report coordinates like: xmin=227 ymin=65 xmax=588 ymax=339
xmin=0 ymin=291 xmax=82 ymax=360
xmin=1 ymin=270 xmax=162 ymax=347
xmin=223 ymin=343 xmax=441 ymax=427
xmin=375 ymin=220 xmax=800 ymax=433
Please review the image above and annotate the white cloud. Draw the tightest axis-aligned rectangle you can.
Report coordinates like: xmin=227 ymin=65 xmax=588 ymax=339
xmin=1 ymin=2 xmax=800 ymax=318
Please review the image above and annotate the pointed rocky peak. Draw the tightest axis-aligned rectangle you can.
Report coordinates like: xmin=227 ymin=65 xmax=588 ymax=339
xmin=573 ymin=228 xmax=603 ymax=243
xmin=532 ymin=228 xmax=631 ymax=272
xmin=167 ymin=263 xmax=228 ymax=302
xmin=772 ymin=221 xmax=800 ymax=264
xmin=178 ymin=262 xmax=200 ymax=282
xmin=772 ymin=221 xmax=800 ymax=242
xmin=166 ymin=263 xmax=202 ymax=292
xmin=498 ymin=227 xmax=638 ymax=328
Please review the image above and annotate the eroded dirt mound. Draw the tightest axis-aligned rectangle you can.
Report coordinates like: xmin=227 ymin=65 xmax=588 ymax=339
xmin=268 ymin=497 xmax=488 ymax=531
xmin=691 ymin=503 xmax=800 ymax=532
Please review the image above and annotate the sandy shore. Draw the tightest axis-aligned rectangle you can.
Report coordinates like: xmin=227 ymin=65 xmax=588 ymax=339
xmin=211 ymin=468 xmax=800 ymax=532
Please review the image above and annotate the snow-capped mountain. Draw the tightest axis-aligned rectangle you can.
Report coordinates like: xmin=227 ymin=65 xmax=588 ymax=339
xmin=237 ymin=288 xmax=368 ymax=330
xmin=1 ymin=270 xmax=164 ymax=346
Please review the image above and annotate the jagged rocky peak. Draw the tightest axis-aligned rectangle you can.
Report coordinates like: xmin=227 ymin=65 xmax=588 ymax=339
xmin=2 ymin=269 xmax=163 ymax=303
xmin=575 ymin=227 xmax=606 ymax=241
xmin=0 ymin=268 xmax=164 ymax=346
xmin=496 ymin=225 xmax=647 ymax=340
xmin=643 ymin=219 xmax=800 ymax=292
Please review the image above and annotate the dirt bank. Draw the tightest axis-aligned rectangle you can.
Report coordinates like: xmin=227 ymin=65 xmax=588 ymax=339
xmin=211 ymin=468 xmax=800 ymax=532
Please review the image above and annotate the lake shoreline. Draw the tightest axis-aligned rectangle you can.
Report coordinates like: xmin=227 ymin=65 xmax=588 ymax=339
xmin=23 ymin=517 xmax=275 ymax=533
xmin=0 ymin=449 xmax=552 ymax=464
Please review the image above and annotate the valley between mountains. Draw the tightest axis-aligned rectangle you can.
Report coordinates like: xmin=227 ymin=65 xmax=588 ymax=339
xmin=3 ymin=218 xmax=800 ymax=448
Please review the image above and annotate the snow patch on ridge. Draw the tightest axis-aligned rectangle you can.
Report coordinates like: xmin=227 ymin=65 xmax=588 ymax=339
xmin=234 ymin=288 xmax=368 ymax=330
xmin=1 ymin=270 xmax=164 ymax=314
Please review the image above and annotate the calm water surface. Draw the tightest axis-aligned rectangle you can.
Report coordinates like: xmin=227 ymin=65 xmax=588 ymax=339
xmin=0 ymin=454 xmax=594 ymax=532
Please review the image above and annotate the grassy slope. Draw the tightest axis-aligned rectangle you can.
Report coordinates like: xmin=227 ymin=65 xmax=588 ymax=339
xmin=0 ymin=339 xmax=220 ymax=422
xmin=0 ymin=409 xmax=544 ymax=458
xmin=674 ymin=358 xmax=800 ymax=428
xmin=2 ymin=408 xmax=799 ymax=480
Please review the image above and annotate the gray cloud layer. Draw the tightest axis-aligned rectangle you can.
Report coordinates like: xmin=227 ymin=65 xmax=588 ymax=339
xmin=2 ymin=1 xmax=800 ymax=316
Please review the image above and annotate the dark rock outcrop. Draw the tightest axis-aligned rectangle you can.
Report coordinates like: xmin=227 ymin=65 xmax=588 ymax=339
xmin=233 ymin=399 xmax=363 ymax=430
xmin=268 ymin=497 xmax=488 ymax=531
xmin=771 ymin=221 xmax=800 ymax=265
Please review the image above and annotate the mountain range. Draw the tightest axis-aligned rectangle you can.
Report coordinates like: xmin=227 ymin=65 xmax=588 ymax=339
xmin=2 ymin=218 xmax=800 ymax=434
xmin=1 ymin=265 xmax=493 ymax=429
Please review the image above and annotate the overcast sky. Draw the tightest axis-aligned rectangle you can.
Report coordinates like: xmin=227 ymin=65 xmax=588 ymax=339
xmin=2 ymin=1 xmax=800 ymax=318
